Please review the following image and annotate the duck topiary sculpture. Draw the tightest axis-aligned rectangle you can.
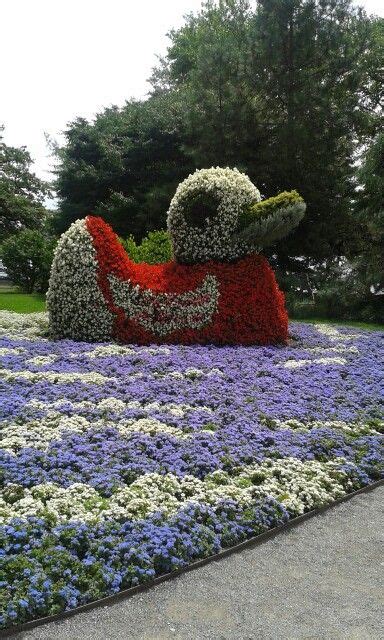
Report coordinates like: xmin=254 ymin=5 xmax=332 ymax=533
xmin=47 ymin=167 xmax=306 ymax=345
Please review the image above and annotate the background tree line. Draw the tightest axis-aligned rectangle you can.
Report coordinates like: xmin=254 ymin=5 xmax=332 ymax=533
xmin=1 ymin=0 xmax=383 ymax=321
xmin=0 ymin=126 xmax=55 ymax=293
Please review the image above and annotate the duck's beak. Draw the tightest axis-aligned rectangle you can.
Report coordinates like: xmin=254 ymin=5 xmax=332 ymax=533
xmin=235 ymin=190 xmax=306 ymax=249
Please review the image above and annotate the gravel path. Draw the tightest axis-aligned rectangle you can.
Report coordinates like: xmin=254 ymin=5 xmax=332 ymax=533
xmin=12 ymin=485 xmax=384 ymax=640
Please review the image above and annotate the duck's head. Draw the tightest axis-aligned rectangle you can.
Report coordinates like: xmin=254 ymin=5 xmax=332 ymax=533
xmin=167 ymin=167 xmax=306 ymax=264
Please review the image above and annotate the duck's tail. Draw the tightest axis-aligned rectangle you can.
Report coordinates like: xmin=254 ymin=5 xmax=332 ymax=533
xmin=47 ymin=217 xmax=116 ymax=341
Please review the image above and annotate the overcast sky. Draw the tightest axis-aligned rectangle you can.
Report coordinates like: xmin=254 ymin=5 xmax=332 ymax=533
xmin=2 ymin=0 xmax=383 ymax=184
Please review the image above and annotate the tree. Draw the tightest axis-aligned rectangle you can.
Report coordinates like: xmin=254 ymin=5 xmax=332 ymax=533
xmin=151 ymin=0 xmax=261 ymax=169
xmin=53 ymin=0 xmax=383 ymax=265
xmin=282 ymin=134 xmax=384 ymax=323
xmin=1 ymin=229 xmax=56 ymax=293
xmin=249 ymin=0 xmax=382 ymax=261
xmin=156 ymin=0 xmax=382 ymax=262
xmin=354 ymin=133 xmax=384 ymax=296
xmin=0 ymin=127 xmax=50 ymax=241
xmin=53 ymin=93 xmax=192 ymax=238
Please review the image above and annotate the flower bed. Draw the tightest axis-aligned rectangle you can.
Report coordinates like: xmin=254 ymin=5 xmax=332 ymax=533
xmin=0 ymin=311 xmax=383 ymax=628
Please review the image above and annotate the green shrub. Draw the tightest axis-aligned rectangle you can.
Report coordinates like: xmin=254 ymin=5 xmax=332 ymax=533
xmin=122 ymin=230 xmax=172 ymax=264
xmin=1 ymin=230 xmax=56 ymax=293
xmin=286 ymin=282 xmax=384 ymax=324
xmin=122 ymin=236 xmax=141 ymax=263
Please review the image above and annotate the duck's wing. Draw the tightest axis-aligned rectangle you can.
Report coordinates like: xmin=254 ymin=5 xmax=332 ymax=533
xmin=108 ymin=273 xmax=219 ymax=337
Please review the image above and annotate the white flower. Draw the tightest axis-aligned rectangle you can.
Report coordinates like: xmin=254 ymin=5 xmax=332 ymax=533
xmin=167 ymin=167 xmax=261 ymax=264
xmin=72 ymin=345 xmax=136 ymax=359
xmin=108 ymin=273 xmax=219 ymax=337
xmin=0 ymin=369 xmax=115 ymax=385
xmin=0 ymin=347 xmax=25 ymax=356
xmin=0 ymin=311 xmax=49 ymax=340
xmin=315 ymin=324 xmax=358 ymax=342
xmin=0 ymin=459 xmax=351 ymax=525
xmin=47 ymin=219 xmax=113 ymax=342
xmin=26 ymin=354 xmax=57 ymax=366
xmin=282 ymin=357 xmax=347 ymax=369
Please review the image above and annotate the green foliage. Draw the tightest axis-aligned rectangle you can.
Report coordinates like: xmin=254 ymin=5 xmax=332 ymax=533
xmin=1 ymin=230 xmax=56 ymax=293
xmin=122 ymin=230 xmax=172 ymax=264
xmin=154 ymin=0 xmax=255 ymax=168
xmin=0 ymin=127 xmax=50 ymax=241
xmin=280 ymin=254 xmax=384 ymax=325
xmin=240 ymin=201 xmax=306 ymax=248
xmin=353 ymin=133 xmax=384 ymax=296
xmin=154 ymin=0 xmax=382 ymax=261
xmin=53 ymin=94 xmax=192 ymax=238
xmin=237 ymin=190 xmax=305 ymax=247
xmin=287 ymin=279 xmax=384 ymax=325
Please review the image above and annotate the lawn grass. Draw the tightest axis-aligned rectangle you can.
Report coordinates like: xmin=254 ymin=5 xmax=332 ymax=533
xmin=0 ymin=292 xmax=46 ymax=313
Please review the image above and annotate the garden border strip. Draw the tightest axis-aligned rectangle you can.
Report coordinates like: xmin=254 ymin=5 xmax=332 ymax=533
xmin=2 ymin=478 xmax=383 ymax=638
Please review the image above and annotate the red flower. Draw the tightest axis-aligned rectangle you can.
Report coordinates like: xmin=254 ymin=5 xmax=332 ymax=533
xmin=86 ymin=216 xmax=288 ymax=345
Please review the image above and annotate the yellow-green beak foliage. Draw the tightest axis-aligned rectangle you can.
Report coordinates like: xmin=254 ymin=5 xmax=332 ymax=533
xmin=237 ymin=190 xmax=306 ymax=248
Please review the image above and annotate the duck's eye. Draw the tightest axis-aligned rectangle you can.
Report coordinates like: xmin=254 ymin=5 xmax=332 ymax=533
xmin=183 ymin=192 xmax=219 ymax=229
